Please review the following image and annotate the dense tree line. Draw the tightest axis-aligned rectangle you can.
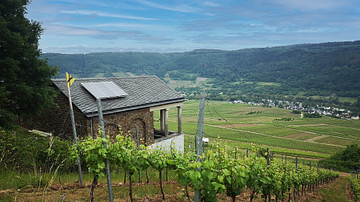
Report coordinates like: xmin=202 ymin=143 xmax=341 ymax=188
xmin=43 ymin=41 xmax=360 ymax=104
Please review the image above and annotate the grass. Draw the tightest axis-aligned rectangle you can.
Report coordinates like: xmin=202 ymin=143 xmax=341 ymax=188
xmin=284 ymin=133 xmax=320 ymax=141
xmin=257 ymin=82 xmax=281 ymax=86
xmin=112 ymin=71 xmax=131 ymax=77
xmin=287 ymin=125 xmax=360 ymax=140
xmin=339 ymin=97 xmax=357 ymax=104
xmin=169 ymin=79 xmax=193 ymax=88
xmin=156 ymin=100 xmax=360 ymax=160
xmin=94 ymin=73 xmax=104 ymax=78
xmin=315 ymin=136 xmax=360 ymax=146
xmin=310 ymin=176 xmax=350 ymax=202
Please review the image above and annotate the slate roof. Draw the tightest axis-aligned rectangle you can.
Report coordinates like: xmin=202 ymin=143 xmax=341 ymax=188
xmin=52 ymin=76 xmax=185 ymax=117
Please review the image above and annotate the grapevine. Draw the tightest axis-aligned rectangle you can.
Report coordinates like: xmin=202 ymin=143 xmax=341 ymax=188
xmin=72 ymin=136 xmax=339 ymax=201
xmin=349 ymin=175 xmax=360 ymax=201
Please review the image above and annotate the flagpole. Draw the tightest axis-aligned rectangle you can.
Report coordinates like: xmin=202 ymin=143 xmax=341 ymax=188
xmin=66 ymin=72 xmax=83 ymax=186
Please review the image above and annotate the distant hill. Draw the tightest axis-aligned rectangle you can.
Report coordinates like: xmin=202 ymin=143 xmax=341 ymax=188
xmin=42 ymin=41 xmax=360 ymax=107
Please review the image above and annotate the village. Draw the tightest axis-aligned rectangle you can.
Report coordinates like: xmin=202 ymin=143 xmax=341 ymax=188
xmin=231 ymin=99 xmax=360 ymax=120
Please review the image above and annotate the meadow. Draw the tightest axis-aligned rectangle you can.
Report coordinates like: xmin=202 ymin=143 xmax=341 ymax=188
xmin=156 ymin=100 xmax=360 ymax=161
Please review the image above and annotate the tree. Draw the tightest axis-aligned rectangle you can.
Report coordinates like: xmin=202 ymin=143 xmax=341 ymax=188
xmin=0 ymin=0 xmax=57 ymax=128
xmin=320 ymin=144 xmax=360 ymax=172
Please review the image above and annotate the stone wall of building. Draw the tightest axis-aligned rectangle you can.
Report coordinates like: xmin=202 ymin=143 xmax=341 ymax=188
xmin=24 ymin=91 xmax=88 ymax=139
xmin=26 ymin=88 xmax=155 ymax=145
xmin=90 ymin=108 xmax=154 ymax=145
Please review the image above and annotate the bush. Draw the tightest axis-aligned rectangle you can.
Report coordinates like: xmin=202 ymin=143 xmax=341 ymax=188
xmin=304 ymin=112 xmax=321 ymax=118
xmin=292 ymin=110 xmax=301 ymax=114
xmin=320 ymin=144 xmax=360 ymax=172
xmin=0 ymin=127 xmax=74 ymax=173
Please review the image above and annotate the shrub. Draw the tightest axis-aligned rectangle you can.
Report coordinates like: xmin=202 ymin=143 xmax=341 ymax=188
xmin=0 ymin=127 xmax=74 ymax=173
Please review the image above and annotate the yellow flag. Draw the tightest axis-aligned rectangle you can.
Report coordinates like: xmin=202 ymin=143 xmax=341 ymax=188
xmin=66 ymin=72 xmax=75 ymax=88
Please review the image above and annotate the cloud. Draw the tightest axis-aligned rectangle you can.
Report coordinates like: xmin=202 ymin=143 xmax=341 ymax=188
xmin=94 ymin=23 xmax=175 ymax=31
xmin=270 ymin=0 xmax=351 ymax=11
xmin=201 ymin=2 xmax=220 ymax=7
xmin=41 ymin=45 xmax=191 ymax=54
xmin=135 ymin=0 xmax=198 ymax=13
xmin=188 ymin=27 xmax=354 ymax=50
xmin=95 ymin=23 xmax=150 ymax=28
xmin=32 ymin=0 xmax=360 ymax=53
xmin=44 ymin=24 xmax=172 ymax=42
xmin=61 ymin=10 xmax=157 ymax=21
xmin=180 ymin=18 xmax=278 ymax=33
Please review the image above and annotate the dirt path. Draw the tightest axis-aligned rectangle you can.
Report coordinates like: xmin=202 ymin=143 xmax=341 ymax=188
xmin=306 ymin=135 xmax=327 ymax=143
xmin=219 ymin=124 xmax=263 ymax=128
xmin=290 ymin=124 xmax=328 ymax=127
xmin=1 ymin=176 xmax=353 ymax=201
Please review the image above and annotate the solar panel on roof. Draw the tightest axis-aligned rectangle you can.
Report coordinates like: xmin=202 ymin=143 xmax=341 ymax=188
xmin=81 ymin=81 xmax=127 ymax=99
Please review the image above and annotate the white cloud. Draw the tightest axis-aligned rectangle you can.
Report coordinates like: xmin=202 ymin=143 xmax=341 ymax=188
xmin=135 ymin=0 xmax=198 ymax=13
xmin=41 ymin=44 xmax=191 ymax=54
xmin=61 ymin=10 xmax=157 ymax=21
xmin=271 ymin=0 xmax=350 ymax=11
xmin=94 ymin=23 xmax=176 ymax=32
xmin=202 ymin=2 xmax=220 ymax=7
xmin=44 ymin=24 xmax=172 ymax=42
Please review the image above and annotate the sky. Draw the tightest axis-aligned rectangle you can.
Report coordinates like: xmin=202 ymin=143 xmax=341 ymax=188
xmin=26 ymin=0 xmax=360 ymax=53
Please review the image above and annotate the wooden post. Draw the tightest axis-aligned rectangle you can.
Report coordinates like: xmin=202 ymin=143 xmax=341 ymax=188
xmin=194 ymin=97 xmax=205 ymax=202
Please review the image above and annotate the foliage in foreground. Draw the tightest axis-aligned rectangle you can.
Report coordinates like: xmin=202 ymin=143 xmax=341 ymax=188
xmin=0 ymin=0 xmax=58 ymax=129
xmin=0 ymin=127 xmax=73 ymax=173
xmin=72 ymin=134 xmax=339 ymax=202
xmin=349 ymin=175 xmax=360 ymax=202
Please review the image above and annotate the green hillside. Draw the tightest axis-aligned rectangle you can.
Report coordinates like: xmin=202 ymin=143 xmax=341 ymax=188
xmin=163 ymin=100 xmax=360 ymax=160
xmin=42 ymin=41 xmax=360 ymax=111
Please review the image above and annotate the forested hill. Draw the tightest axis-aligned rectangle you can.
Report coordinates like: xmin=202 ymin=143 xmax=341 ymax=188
xmin=43 ymin=41 xmax=360 ymax=101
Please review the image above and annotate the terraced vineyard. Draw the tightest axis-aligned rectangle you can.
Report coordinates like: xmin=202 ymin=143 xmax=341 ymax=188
xmin=159 ymin=100 xmax=360 ymax=161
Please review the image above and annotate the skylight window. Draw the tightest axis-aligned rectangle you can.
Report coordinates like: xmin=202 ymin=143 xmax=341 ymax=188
xmin=81 ymin=81 xmax=127 ymax=99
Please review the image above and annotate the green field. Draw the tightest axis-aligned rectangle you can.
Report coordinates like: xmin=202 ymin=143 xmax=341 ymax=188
xmin=156 ymin=100 xmax=360 ymax=160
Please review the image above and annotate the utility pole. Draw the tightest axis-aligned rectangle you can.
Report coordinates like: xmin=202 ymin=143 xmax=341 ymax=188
xmin=194 ymin=97 xmax=205 ymax=202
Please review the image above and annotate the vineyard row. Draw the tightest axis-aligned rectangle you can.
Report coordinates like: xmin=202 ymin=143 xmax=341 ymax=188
xmin=71 ymin=134 xmax=339 ymax=202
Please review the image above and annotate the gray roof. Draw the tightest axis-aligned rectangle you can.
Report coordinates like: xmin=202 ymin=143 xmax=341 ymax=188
xmin=52 ymin=76 xmax=185 ymax=117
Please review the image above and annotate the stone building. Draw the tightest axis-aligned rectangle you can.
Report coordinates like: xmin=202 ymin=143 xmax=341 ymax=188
xmin=29 ymin=76 xmax=186 ymax=151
